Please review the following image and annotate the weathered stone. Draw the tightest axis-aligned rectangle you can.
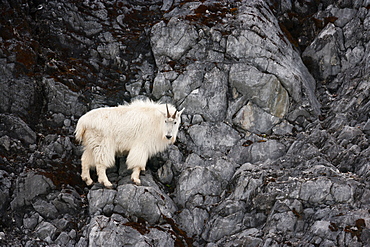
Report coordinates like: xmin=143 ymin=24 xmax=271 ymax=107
xmin=233 ymin=102 xmax=280 ymax=134
xmin=11 ymin=171 xmax=55 ymax=209
xmin=0 ymin=170 xmax=11 ymax=213
xmin=55 ymin=231 xmax=71 ymax=246
xmin=88 ymin=188 xmax=116 ymax=216
xmin=157 ymin=161 xmax=173 ymax=184
xmin=272 ymin=121 xmax=295 ymax=135
xmin=226 ymin=2 xmax=321 ymax=115
xmin=299 ymin=177 xmax=332 ymax=204
xmin=203 ymin=209 xmax=245 ymax=242
xmin=174 ymin=166 xmax=223 ymax=207
xmin=0 ymin=76 xmax=35 ymax=120
xmin=35 ymin=221 xmax=57 ymax=241
xmin=32 ymin=199 xmax=59 ymax=219
xmin=188 ymin=122 xmax=241 ymax=154
xmin=229 ymin=63 xmax=289 ymax=118
xmin=180 ymin=67 xmax=228 ymax=122
xmin=87 ymin=214 xmax=177 ymax=247
xmin=248 ymin=140 xmax=286 ymax=163
xmin=0 ymin=114 xmax=36 ymax=145
xmin=23 ymin=213 xmax=41 ymax=230
xmin=229 ymin=171 xmax=263 ymax=202
xmin=151 ymin=17 xmax=198 ymax=63
xmin=172 ymin=63 xmax=204 ymax=103
xmin=176 ymin=207 xmax=209 ymax=237
xmin=303 ymin=23 xmax=344 ymax=81
xmin=114 ymin=184 xmax=176 ymax=224
xmin=44 ymin=77 xmax=87 ymax=117
xmin=152 ymin=72 xmax=172 ymax=99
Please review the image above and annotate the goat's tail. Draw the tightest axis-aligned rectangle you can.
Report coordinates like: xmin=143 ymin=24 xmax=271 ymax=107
xmin=74 ymin=120 xmax=86 ymax=143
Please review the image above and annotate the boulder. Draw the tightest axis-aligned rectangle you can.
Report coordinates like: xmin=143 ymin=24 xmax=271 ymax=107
xmin=114 ymin=184 xmax=177 ymax=224
xmin=11 ymin=171 xmax=55 ymax=209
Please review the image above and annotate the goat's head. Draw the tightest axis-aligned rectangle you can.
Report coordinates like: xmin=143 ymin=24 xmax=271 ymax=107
xmin=163 ymin=104 xmax=184 ymax=143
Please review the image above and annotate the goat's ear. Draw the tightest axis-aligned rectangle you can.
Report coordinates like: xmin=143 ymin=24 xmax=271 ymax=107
xmin=178 ymin=108 xmax=185 ymax=116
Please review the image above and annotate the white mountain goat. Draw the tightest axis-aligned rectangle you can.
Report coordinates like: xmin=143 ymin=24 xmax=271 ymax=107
xmin=75 ymin=99 xmax=184 ymax=187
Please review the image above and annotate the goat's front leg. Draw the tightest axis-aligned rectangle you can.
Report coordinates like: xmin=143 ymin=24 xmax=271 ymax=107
xmin=126 ymin=148 xmax=148 ymax=186
xmin=131 ymin=167 xmax=142 ymax=186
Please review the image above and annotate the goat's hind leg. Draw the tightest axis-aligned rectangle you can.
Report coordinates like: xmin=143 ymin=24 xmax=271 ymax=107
xmin=96 ymin=164 xmax=113 ymax=188
xmin=93 ymin=145 xmax=115 ymax=188
xmin=81 ymin=148 xmax=94 ymax=186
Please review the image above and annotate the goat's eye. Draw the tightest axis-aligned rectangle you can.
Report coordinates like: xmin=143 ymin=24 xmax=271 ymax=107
xmin=174 ymin=121 xmax=177 ymax=124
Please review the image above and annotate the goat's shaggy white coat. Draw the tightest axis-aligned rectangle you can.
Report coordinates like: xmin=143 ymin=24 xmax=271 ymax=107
xmin=75 ymin=99 xmax=184 ymax=187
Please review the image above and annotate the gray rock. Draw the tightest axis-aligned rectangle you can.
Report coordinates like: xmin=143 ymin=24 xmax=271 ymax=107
xmin=213 ymin=228 xmax=263 ymax=247
xmin=343 ymin=17 xmax=362 ymax=49
xmin=35 ymin=221 xmax=57 ymax=241
xmin=229 ymin=170 xmax=263 ymax=202
xmin=87 ymin=214 xmax=177 ymax=247
xmin=53 ymin=189 xmax=82 ymax=214
xmin=0 ymin=114 xmax=36 ymax=145
xmin=229 ymin=63 xmax=289 ymax=118
xmin=0 ymin=135 xmax=11 ymax=152
xmin=32 ymin=199 xmax=59 ymax=219
xmin=88 ymin=189 xmax=117 ymax=215
xmin=329 ymin=7 xmax=357 ymax=28
xmin=44 ymin=77 xmax=87 ymax=117
xmin=151 ymin=17 xmax=198 ymax=63
xmin=174 ymin=166 xmax=224 ymax=207
xmin=188 ymin=122 xmax=240 ymax=154
xmin=171 ymin=63 xmax=204 ymax=103
xmin=1 ymin=0 xmax=370 ymax=246
xmin=55 ymin=231 xmax=71 ymax=246
xmin=0 ymin=76 xmax=35 ymax=119
xmin=248 ymin=140 xmax=286 ymax=163
xmin=23 ymin=213 xmax=41 ymax=230
xmin=303 ymin=23 xmax=344 ymax=81
xmin=11 ymin=171 xmax=55 ymax=209
xmin=161 ymin=0 xmax=173 ymax=11
xmin=152 ymin=72 xmax=173 ymax=99
xmin=228 ymin=139 xmax=286 ymax=164
xmin=273 ymin=121 xmax=295 ymax=135
xmin=336 ymin=125 xmax=363 ymax=145
xmin=226 ymin=1 xmax=321 ymax=115
xmin=180 ymin=67 xmax=228 ymax=122
xmin=176 ymin=207 xmax=209 ymax=237
xmin=331 ymin=182 xmax=354 ymax=203
xmin=363 ymin=119 xmax=370 ymax=134
xmin=157 ymin=161 xmax=174 ymax=184
xmin=0 ymin=170 xmax=11 ymax=212
xmin=114 ymin=184 xmax=177 ymax=224
xmin=203 ymin=209 xmax=245 ymax=242
xmin=233 ymin=102 xmax=281 ymax=134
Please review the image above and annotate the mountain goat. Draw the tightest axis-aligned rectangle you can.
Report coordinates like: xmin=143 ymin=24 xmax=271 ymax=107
xmin=75 ymin=99 xmax=184 ymax=187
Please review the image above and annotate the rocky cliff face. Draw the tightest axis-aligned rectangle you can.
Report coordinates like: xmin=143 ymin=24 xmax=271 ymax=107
xmin=1 ymin=0 xmax=369 ymax=246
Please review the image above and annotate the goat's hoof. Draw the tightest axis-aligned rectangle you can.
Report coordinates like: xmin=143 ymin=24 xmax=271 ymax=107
xmin=132 ymin=178 xmax=141 ymax=186
xmin=105 ymin=184 xmax=113 ymax=189
xmin=82 ymin=177 xmax=93 ymax=186
xmin=104 ymin=182 xmax=113 ymax=189
xmin=98 ymin=179 xmax=113 ymax=189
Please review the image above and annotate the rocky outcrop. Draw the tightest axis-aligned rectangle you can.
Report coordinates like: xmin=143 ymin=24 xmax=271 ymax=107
xmin=0 ymin=0 xmax=369 ymax=246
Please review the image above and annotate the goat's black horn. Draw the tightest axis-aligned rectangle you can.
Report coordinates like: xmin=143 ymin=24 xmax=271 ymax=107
xmin=166 ymin=104 xmax=170 ymax=118
xmin=172 ymin=109 xmax=178 ymax=119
